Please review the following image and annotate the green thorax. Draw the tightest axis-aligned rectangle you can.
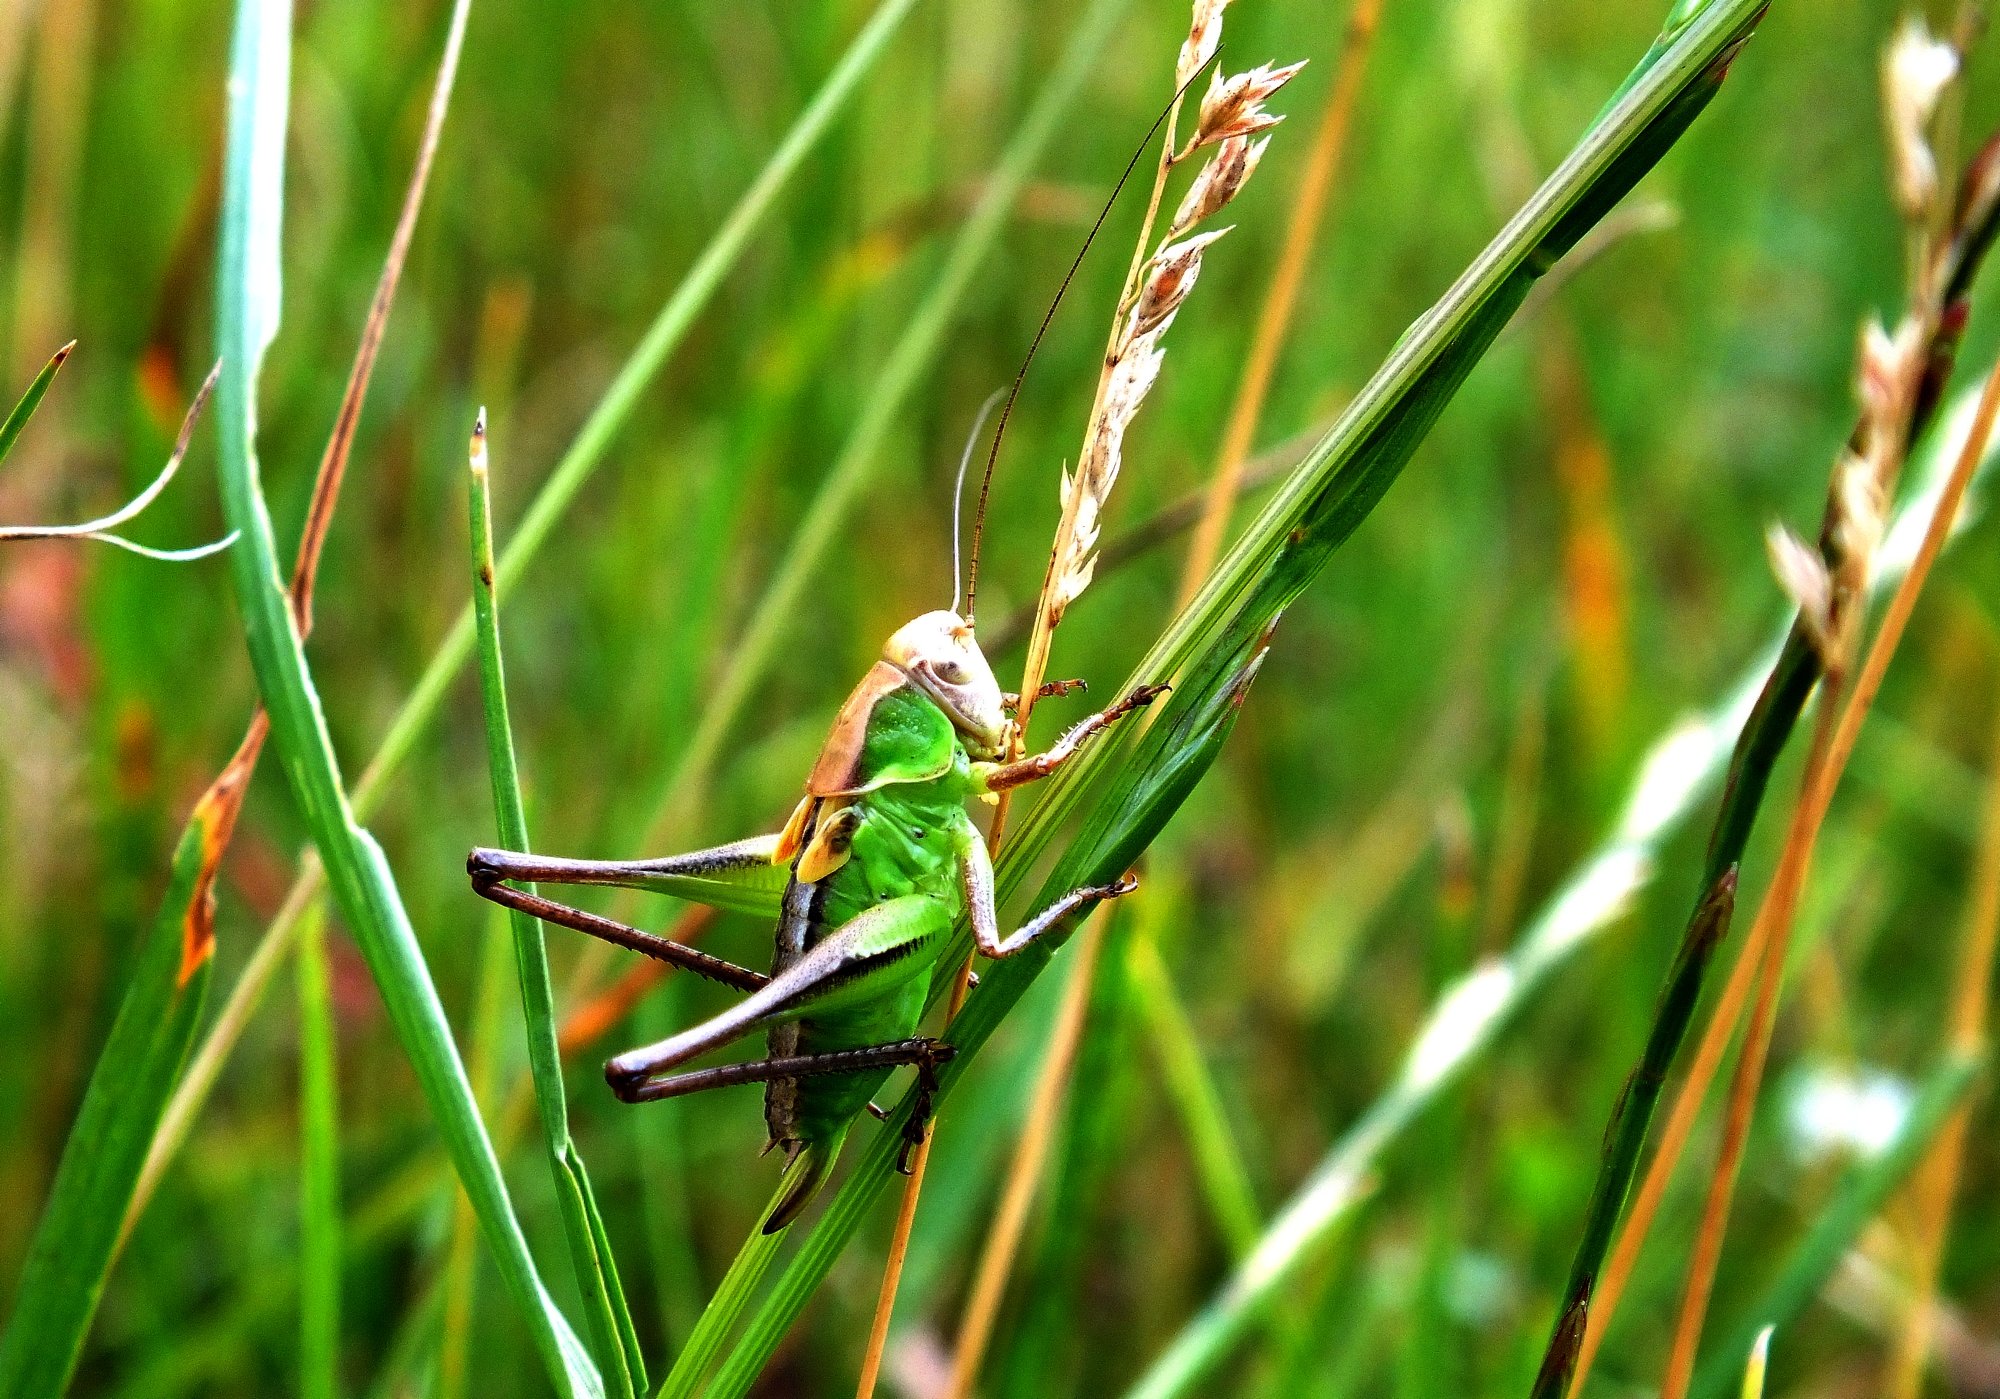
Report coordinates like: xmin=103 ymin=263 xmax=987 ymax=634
xmin=819 ymin=681 xmax=978 ymax=926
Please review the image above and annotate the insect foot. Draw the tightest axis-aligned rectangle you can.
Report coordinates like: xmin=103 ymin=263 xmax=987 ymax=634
xmin=1092 ymin=873 xmax=1142 ymax=901
xmin=897 ymin=1041 xmax=960 ymax=1174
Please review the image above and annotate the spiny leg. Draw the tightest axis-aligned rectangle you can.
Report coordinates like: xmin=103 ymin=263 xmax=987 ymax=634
xmin=468 ymin=862 xmax=767 ymax=994
xmin=979 ymin=683 xmax=1169 ymax=792
xmin=610 ymin=1037 xmax=956 ymax=1108
xmin=468 ymin=835 xmax=789 ymax=920
xmin=956 ymin=826 xmax=1139 ymax=960
xmin=606 ymin=893 xmax=954 ymax=1087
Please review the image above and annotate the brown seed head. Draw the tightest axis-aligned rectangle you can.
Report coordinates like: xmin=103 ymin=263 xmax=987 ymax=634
xmin=1132 ymin=228 xmax=1229 ymax=340
xmin=1176 ymin=0 xmax=1231 ymax=89
xmin=1194 ymin=60 xmax=1305 ymax=149
xmin=1169 ymin=133 xmax=1268 ymax=238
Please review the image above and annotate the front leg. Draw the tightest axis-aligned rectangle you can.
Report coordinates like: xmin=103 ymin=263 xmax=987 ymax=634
xmin=955 ymin=827 xmax=1137 ymax=960
xmin=976 ymin=684 xmax=1168 ymax=793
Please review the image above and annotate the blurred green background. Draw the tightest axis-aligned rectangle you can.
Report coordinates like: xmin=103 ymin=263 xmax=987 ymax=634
xmin=1 ymin=0 xmax=1997 ymax=1394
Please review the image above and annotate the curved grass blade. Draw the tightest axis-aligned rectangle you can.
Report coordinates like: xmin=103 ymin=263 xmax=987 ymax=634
xmin=210 ymin=3 xmax=598 ymax=1394
xmin=1688 ymin=1052 xmax=1982 ymax=1399
xmin=136 ymin=0 xmax=928 ymax=1222
xmin=700 ymin=2 xmax=1776 ymax=1389
xmin=0 ymin=339 xmax=71 ymax=468
xmin=0 ymin=731 xmax=253 ymax=1397
xmin=1115 ymin=371 xmax=2000 ymax=1399
xmin=0 ymin=360 xmax=237 ymax=560
xmin=470 ymin=418 xmax=644 ymax=1398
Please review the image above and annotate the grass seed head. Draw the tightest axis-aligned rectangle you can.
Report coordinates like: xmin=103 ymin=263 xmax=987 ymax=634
xmin=1194 ymin=60 xmax=1306 ymax=149
xmin=1176 ymin=0 xmax=1232 ymax=89
xmin=1882 ymin=17 xmax=1958 ymax=224
xmin=1169 ymin=134 xmax=1269 ymax=237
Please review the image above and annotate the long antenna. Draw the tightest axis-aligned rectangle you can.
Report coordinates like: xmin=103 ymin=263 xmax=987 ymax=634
xmin=961 ymin=53 xmax=1217 ymax=627
xmin=952 ymin=387 xmax=1009 ymax=614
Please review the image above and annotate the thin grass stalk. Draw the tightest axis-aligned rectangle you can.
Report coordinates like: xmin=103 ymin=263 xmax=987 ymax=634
xmin=1177 ymin=0 xmax=1384 ymax=602
xmin=133 ymin=0 xmax=926 ymax=1220
xmin=469 ymin=419 xmax=644 ymax=1397
xmin=1569 ymin=866 xmax=1771 ymax=1390
xmin=939 ymin=14 xmax=1374 ymax=1368
xmin=1660 ymin=698 xmax=1841 ymax=1399
xmin=943 ymin=911 xmax=1112 ymax=1399
xmin=851 ymin=966 xmax=972 ymax=1399
xmin=703 ymin=16 xmax=1777 ymax=1392
xmin=1686 ymin=1051 xmax=1984 ymax=1399
xmin=296 ymin=905 xmax=341 ymax=1399
xmin=1529 ymin=126 xmax=2000 ymax=1399
xmin=1567 ymin=146 xmax=2000 ymax=1399
xmin=1883 ymin=687 xmax=2000 ymax=1395
xmin=210 ymin=1 xmax=597 ymax=1391
xmin=911 ymin=19 xmax=1306 ymax=1385
xmin=1659 ymin=337 xmax=2000 ymax=1399
xmin=1117 ymin=368 xmax=2000 ymax=1399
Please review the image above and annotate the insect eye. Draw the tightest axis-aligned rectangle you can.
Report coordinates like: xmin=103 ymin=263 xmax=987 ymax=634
xmin=933 ymin=660 xmax=967 ymax=685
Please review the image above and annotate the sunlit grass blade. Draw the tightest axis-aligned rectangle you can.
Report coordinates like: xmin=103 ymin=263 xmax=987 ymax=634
xmin=211 ymin=2 xmax=598 ymax=1393
xmin=296 ymin=905 xmax=341 ymax=1399
xmin=0 ymin=339 xmax=71 ymax=468
xmin=139 ymin=0 xmax=928 ymax=1220
xmin=469 ymin=417 xmax=643 ymax=1398
xmin=686 ymin=2 xmax=1775 ymax=1389
xmin=1687 ymin=1052 xmax=1982 ymax=1399
xmin=0 ymin=733 xmax=253 ymax=1397
xmin=1116 ymin=372 xmax=2000 ymax=1399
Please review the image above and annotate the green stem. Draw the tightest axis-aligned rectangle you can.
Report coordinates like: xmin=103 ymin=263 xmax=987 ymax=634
xmin=469 ymin=426 xmax=645 ymax=1397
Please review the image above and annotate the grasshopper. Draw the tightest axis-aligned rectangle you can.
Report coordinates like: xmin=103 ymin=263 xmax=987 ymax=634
xmin=470 ymin=612 xmax=1161 ymax=1230
xmin=467 ymin=73 xmax=1218 ymax=1232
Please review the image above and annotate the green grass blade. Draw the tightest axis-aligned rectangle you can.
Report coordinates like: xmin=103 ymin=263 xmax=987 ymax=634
xmin=210 ymin=4 xmax=599 ymax=1395
xmin=0 ymin=804 xmax=219 ymax=1397
xmin=296 ymin=905 xmax=341 ymax=1399
xmin=652 ymin=1162 xmax=802 ymax=1399
xmin=1115 ymin=372 xmax=2000 ymax=1399
xmin=0 ymin=340 xmax=72 ymax=469
xmin=697 ymin=3 xmax=1775 ymax=1387
xmin=1688 ymin=1052 xmax=1983 ymax=1399
xmin=469 ymin=421 xmax=644 ymax=1399
xmin=133 ymin=0 xmax=927 ymax=1227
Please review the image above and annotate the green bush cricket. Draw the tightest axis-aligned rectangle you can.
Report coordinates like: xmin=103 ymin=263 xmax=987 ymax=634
xmin=470 ymin=609 xmax=1161 ymax=1231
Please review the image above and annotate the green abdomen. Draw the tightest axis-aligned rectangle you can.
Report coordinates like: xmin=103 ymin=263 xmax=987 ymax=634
xmin=785 ymin=785 xmax=970 ymax=1140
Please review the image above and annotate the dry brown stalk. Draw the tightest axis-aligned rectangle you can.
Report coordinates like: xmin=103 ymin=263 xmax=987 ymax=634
xmin=1884 ymin=677 xmax=2000 ymax=1396
xmin=1178 ymin=0 xmax=1384 ymax=603
xmin=1657 ymin=348 xmax=2000 ymax=1399
xmin=945 ymin=911 xmax=1109 ymax=1399
xmin=853 ymin=967 xmax=975 ymax=1399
